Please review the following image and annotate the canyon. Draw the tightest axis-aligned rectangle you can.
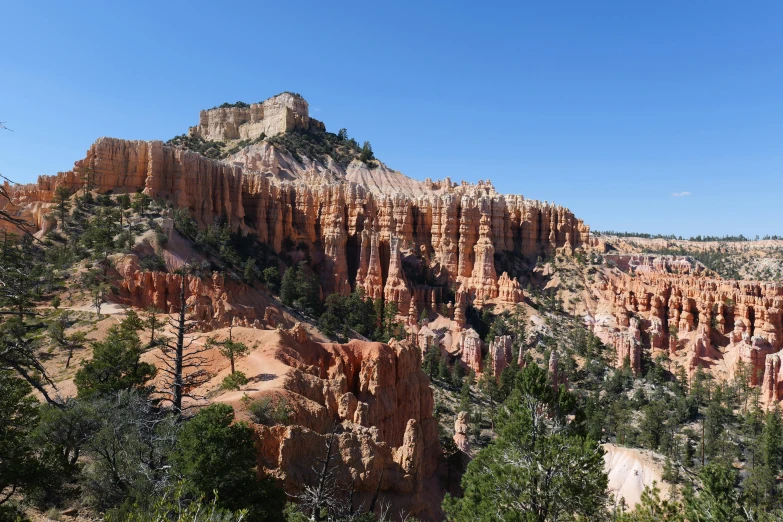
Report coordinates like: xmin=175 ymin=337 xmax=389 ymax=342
xmin=5 ymin=92 xmax=783 ymax=516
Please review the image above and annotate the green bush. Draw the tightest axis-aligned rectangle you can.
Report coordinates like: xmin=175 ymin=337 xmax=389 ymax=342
xmin=245 ymin=396 xmax=292 ymax=427
xmin=171 ymin=404 xmax=285 ymax=521
xmin=221 ymin=371 xmax=248 ymax=391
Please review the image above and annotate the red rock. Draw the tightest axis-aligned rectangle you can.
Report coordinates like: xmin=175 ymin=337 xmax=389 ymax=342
xmin=453 ymin=411 xmax=470 ymax=453
xmin=489 ymin=335 xmax=512 ymax=377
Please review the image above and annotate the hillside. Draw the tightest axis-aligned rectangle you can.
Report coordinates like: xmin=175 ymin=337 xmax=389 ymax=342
xmin=3 ymin=93 xmax=783 ymax=521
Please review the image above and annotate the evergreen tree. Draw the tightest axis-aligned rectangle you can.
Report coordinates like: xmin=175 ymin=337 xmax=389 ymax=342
xmin=444 ymin=365 xmax=608 ymax=521
xmin=171 ymin=403 xmax=284 ymax=521
xmin=74 ymin=316 xmax=156 ymax=398
xmin=53 ymin=186 xmax=72 ymax=231
xmin=0 ymin=370 xmax=42 ymax=507
xmin=280 ymin=265 xmax=298 ymax=306
xmin=207 ymin=326 xmax=249 ymax=375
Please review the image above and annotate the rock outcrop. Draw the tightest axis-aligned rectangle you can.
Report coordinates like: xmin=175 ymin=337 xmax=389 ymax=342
xmin=453 ymin=411 xmax=470 ymax=454
xmin=489 ymin=335 xmax=513 ymax=377
xmin=217 ymin=330 xmax=439 ymax=518
xmin=189 ymin=93 xmax=320 ymax=142
xmin=592 ymin=252 xmax=783 ymax=385
xmin=113 ymin=254 xmax=268 ymax=330
xmin=9 ymin=137 xmax=588 ymax=315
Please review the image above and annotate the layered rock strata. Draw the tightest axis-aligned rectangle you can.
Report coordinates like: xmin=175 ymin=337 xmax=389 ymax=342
xmin=10 ymin=138 xmax=588 ymax=314
xmin=231 ymin=330 xmax=439 ymax=517
xmin=592 ymin=255 xmax=783 ymax=392
xmin=189 ymin=93 xmax=321 ymax=141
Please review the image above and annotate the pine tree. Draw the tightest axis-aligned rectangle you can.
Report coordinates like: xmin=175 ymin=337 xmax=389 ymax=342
xmin=207 ymin=325 xmax=249 ymax=375
xmin=74 ymin=315 xmax=156 ymax=398
xmin=444 ymin=365 xmax=608 ymax=521
xmin=280 ymin=265 xmax=298 ymax=306
xmin=53 ymin=186 xmax=72 ymax=231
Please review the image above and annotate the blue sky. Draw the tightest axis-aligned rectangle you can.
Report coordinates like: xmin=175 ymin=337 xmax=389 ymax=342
xmin=2 ymin=1 xmax=781 ymax=238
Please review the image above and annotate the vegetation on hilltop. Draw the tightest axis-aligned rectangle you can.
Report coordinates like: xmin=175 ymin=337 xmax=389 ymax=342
xmin=166 ymin=134 xmax=228 ymax=159
xmin=168 ymin=124 xmax=377 ymax=168
xmin=268 ymin=126 xmax=376 ymax=168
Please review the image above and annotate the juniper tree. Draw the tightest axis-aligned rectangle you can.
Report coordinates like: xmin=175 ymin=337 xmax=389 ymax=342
xmin=74 ymin=314 xmax=156 ymax=398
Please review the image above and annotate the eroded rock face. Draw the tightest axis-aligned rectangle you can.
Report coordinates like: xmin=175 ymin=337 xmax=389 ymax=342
xmin=489 ymin=335 xmax=513 ymax=377
xmin=592 ymin=253 xmax=783 ymax=386
xmin=189 ymin=93 xmax=319 ymax=141
xmin=10 ymin=137 xmax=588 ymax=316
xmin=113 ymin=254 xmax=265 ymax=330
xmin=458 ymin=329 xmax=484 ymax=374
xmin=242 ymin=333 xmax=439 ymax=517
xmin=453 ymin=411 xmax=470 ymax=454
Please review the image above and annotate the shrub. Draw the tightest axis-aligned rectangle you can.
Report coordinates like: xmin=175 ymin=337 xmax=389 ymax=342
xmin=171 ymin=404 xmax=285 ymax=521
xmin=138 ymin=253 xmax=166 ymax=272
xmin=221 ymin=371 xmax=248 ymax=391
xmin=245 ymin=396 xmax=292 ymax=427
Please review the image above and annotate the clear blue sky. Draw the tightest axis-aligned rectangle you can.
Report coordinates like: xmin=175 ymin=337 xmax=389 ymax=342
xmin=2 ymin=1 xmax=782 ymax=238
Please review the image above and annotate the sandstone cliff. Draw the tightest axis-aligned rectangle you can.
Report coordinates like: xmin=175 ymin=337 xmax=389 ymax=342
xmin=587 ymin=253 xmax=783 ymax=406
xmin=196 ymin=327 xmax=440 ymax=518
xmin=9 ymin=137 xmax=589 ymax=318
xmin=189 ymin=93 xmax=323 ymax=142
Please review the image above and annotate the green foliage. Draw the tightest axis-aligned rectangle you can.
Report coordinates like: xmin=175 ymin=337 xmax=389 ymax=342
xmin=106 ymin=481 xmax=248 ymax=522
xmin=173 ymin=208 xmax=199 ymax=239
xmin=422 ymin=345 xmax=440 ymax=380
xmin=444 ymin=365 xmax=608 ymax=521
xmin=266 ymin=127 xmax=367 ymax=168
xmin=279 ymin=262 xmax=321 ymax=315
xmin=358 ymin=141 xmax=375 ymax=165
xmin=243 ymin=258 xmax=257 ymax=284
xmin=139 ymin=252 xmax=167 ymax=272
xmin=82 ymin=391 xmax=179 ymax=511
xmin=244 ymin=395 xmax=292 ymax=427
xmin=0 ymin=370 xmax=41 ymax=506
xmin=262 ymin=266 xmax=280 ymax=293
xmin=75 ymin=315 xmax=156 ymax=398
xmin=167 ymin=134 xmax=228 ymax=159
xmin=221 ymin=371 xmax=249 ymax=390
xmin=280 ymin=265 xmax=298 ymax=306
xmin=171 ymin=403 xmax=285 ymax=521
xmin=318 ymin=288 xmax=377 ymax=341
xmin=216 ymin=101 xmax=250 ymax=109
xmin=377 ymin=301 xmax=405 ymax=342
xmin=208 ymin=333 xmax=250 ymax=375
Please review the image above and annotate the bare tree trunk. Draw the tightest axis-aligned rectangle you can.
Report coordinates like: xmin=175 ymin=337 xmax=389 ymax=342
xmin=173 ymin=273 xmax=186 ymax=414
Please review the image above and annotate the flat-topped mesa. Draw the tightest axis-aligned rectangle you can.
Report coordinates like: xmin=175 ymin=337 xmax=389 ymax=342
xmin=189 ymin=93 xmax=324 ymax=142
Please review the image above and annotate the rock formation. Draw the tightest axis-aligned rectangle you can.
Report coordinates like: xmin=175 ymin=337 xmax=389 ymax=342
xmin=219 ymin=330 xmax=439 ymax=517
xmin=592 ymin=251 xmax=783 ymax=384
xmin=489 ymin=335 xmax=513 ymax=377
xmin=113 ymin=253 xmax=266 ymax=330
xmin=458 ymin=329 xmax=484 ymax=374
xmin=453 ymin=411 xmax=470 ymax=454
xmin=9 ymin=137 xmax=588 ymax=316
xmin=190 ymin=93 xmax=320 ymax=142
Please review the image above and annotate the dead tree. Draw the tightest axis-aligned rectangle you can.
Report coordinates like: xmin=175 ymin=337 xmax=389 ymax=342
xmin=155 ymin=266 xmax=210 ymax=415
xmin=0 ymin=174 xmax=31 ymax=235
xmin=294 ymin=424 xmax=341 ymax=521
